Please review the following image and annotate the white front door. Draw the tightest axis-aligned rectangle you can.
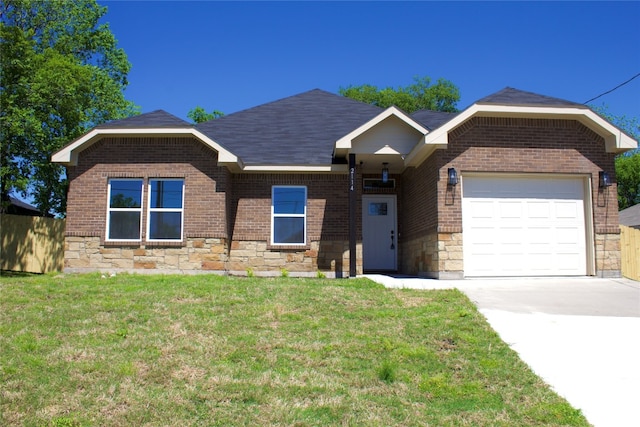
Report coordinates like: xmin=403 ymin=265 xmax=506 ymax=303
xmin=362 ymin=195 xmax=397 ymax=271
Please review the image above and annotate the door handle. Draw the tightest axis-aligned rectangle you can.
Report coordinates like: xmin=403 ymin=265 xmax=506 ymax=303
xmin=390 ymin=230 xmax=395 ymax=250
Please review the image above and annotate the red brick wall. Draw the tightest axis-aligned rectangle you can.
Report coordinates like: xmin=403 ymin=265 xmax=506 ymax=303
xmin=229 ymin=173 xmax=351 ymax=243
xmin=65 ymin=136 xmax=228 ymax=241
xmin=438 ymin=117 xmax=619 ymax=233
xmin=399 ymin=117 xmax=620 ymax=277
xmin=400 ymin=155 xmax=440 ymax=240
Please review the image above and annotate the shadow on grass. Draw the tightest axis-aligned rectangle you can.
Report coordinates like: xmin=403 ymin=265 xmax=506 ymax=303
xmin=0 ymin=270 xmax=41 ymax=277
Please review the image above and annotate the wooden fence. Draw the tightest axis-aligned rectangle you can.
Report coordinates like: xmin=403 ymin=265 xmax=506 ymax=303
xmin=0 ymin=214 xmax=65 ymax=274
xmin=620 ymin=225 xmax=640 ymax=281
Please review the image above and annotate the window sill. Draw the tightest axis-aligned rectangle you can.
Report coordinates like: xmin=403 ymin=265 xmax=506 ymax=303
xmin=267 ymin=243 xmax=310 ymax=251
xmin=145 ymin=240 xmax=185 ymax=248
xmin=104 ymin=240 xmax=142 ymax=247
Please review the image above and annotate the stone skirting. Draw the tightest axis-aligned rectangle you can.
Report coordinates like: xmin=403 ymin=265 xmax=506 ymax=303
xmin=595 ymin=233 xmax=621 ymax=277
xmin=401 ymin=232 xmax=463 ymax=279
xmin=228 ymin=240 xmax=357 ymax=278
xmin=64 ymin=236 xmax=228 ymax=274
xmin=63 ymin=236 xmax=357 ymax=277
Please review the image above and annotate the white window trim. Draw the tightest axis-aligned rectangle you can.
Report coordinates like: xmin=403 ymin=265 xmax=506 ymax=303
xmin=271 ymin=185 xmax=307 ymax=246
xmin=106 ymin=178 xmax=144 ymax=242
xmin=146 ymin=178 xmax=185 ymax=242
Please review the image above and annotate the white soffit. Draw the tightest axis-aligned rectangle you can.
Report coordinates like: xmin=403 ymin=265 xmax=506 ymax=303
xmin=51 ymin=128 xmax=240 ymax=167
xmin=404 ymin=104 xmax=639 ymax=167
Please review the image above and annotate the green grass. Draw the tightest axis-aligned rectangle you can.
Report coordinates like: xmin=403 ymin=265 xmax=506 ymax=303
xmin=0 ymin=273 xmax=589 ymax=426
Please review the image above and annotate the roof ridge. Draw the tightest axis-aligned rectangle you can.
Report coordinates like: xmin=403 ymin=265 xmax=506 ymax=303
xmin=475 ymin=87 xmax=586 ymax=108
xmin=97 ymin=110 xmax=192 ymax=128
xmin=222 ymin=89 xmax=377 ymax=120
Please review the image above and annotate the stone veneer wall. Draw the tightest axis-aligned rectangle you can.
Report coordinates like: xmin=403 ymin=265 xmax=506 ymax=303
xmin=401 ymin=232 xmax=463 ymax=279
xmin=595 ymin=232 xmax=621 ymax=277
xmin=64 ymin=237 xmax=228 ymax=274
xmin=227 ymin=240 xmax=359 ymax=278
xmin=64 ymin=236 xmax=360 ymax=277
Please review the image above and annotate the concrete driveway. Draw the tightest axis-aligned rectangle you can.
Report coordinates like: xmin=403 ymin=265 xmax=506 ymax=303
xmin=365 ymin=275 xmax=640 ymax=427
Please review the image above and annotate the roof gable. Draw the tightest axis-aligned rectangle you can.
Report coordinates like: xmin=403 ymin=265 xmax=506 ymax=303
xmin=404 ymin=87 xmax=638 ymax=166
xmin=52 ymin=109 xmax=239 ymax=167
xmin=196 ymin=89 xmax=382 ymax=165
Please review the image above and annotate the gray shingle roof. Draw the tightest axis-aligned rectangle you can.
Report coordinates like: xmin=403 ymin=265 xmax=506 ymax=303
xmin=619 ymin=203 xmax=640 ymax=227
xmin=196 ymin=89 xmax=383 ymax=165
xmin=411 ymin=110 xmax=458 ymax=130
xmin=476 ymin=87 xmax=587 ymax=108
xmin=97 ymin=110 xmax=191 ymax=128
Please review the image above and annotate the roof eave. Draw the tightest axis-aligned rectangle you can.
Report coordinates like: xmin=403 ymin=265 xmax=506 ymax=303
xmin=51 ymin=128 xmax=241 ymax=168
xmin=404 ymin=104 xmax=639 ymax=166
xmin=241 ymin=164 xmax=348 ymax=173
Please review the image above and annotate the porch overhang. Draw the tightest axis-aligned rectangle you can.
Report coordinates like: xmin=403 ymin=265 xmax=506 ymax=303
xmin=333 ymin=106 xmax=430 ymax=158
xmin=333 ymin=106 xmax=432 ymax=174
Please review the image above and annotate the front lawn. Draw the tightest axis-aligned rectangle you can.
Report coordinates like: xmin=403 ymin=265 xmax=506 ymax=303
xmin=0 ymin=273 xmax=588 ymax=426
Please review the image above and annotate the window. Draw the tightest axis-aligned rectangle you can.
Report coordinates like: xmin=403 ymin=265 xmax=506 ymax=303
xmin=107 ymin=179 xmax=143 ymax=241
xmin=272 ymin=186 xmax=306 ymax=245
xmin=147 ymin=179 xmax=184 ymax=241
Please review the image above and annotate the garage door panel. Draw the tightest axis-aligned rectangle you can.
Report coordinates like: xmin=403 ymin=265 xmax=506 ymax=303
xmin=527 ymin=201 xmax=550 ymax=218
xmin=527 ymin=227 xmax=552 ymax=244
xmin=468 ymin=200 xmax=494 ymax=218
xmin=462 ymin=176 xmax=587 ymax=277
xmin=500 ymin=227 xmax=524 ymax=244
xmin=555 ymin=201 xmax=581 ymax=219
xmin=498 ymin=201 xmax=522 ymax=218
xmin=556 ymin=227 xmax=581 ymax=244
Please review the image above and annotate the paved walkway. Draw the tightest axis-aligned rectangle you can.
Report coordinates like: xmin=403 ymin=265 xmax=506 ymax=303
xmin=364 ymin=275 xmax=640 ymax=427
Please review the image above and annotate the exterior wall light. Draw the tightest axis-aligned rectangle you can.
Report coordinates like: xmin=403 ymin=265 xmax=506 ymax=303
xmin=599 ymin=171 xmax=612 ymax=188
xmin=382 ymin=162 xmax=389 ymax=183
xmin=447 ymin=168 xmax=458 ymax=186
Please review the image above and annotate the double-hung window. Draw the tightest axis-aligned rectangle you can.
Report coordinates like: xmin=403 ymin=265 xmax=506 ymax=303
xmin=107 ymin=179 xmax=143 ymax=241
xmin=147 ymin=179 xmax=184 ymax=241
xmin=271 ymin=186 xmax=306 ymax=245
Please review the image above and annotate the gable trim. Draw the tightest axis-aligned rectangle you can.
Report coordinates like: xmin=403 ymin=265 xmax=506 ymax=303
xmin=52 ymin=128 xmax=241 ymax=168
xmin=404 ymin=104 xmax=638 ymax=167
xmin=334 ymin=106 xmax=430 ymax=158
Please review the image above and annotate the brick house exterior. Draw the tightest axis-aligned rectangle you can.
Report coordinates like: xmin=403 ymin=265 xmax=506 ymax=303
xmin=53 ymin=88 xmax=637 ymax=278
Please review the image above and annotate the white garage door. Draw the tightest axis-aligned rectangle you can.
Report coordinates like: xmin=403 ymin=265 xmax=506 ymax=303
xmin=462 ymin=176 xmax=587 ymax=277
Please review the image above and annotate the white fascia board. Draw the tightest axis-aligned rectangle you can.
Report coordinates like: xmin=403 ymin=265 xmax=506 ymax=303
xmin=51 ymin=128 xmax=240 ymax=167
xmin=51 ymin=128 xmax=102 ymax=165
xmin=404 ymin=104 xmax=639 ymax=167
xmin=334 ymin=106 xmax=430 ymax=153
xmin=472 ymin=104 xmax=638 ymax=152
xmin=241 ymin=164 xmax=348 ymax=173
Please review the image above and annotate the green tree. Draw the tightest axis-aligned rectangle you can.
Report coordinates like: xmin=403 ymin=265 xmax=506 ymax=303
xmin=0 ymin=0 xmax=138 ymax=216
xmin=591 ymin=105 xmax=640 ymax=209
xmin=187 ymin=106 xmax=224 ymax=124
xmin=616 ymin=154 xmax=640 ymax=209
xmin=339 ymin=76 xmax=460 ymax=113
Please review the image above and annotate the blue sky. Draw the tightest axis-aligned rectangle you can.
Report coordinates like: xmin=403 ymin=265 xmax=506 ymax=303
xmin=101 ymin=1 xmax=639 ymax=121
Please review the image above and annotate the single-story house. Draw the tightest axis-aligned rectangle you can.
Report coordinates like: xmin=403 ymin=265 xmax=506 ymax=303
xmin=52 ymin=87 xmax=638 ymax=278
